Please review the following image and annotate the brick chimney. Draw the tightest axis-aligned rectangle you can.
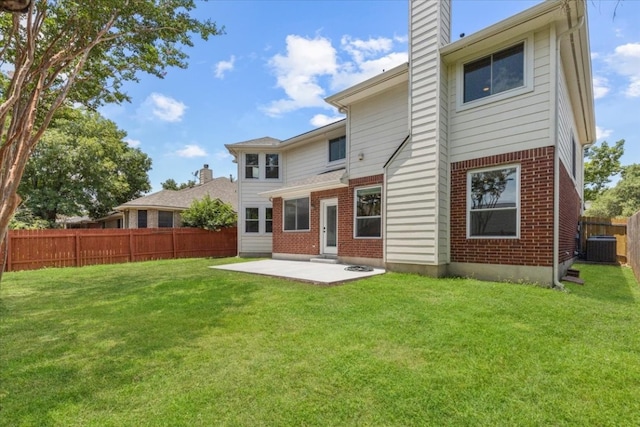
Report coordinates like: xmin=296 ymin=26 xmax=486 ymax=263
xmin=199 ymin=164 xmax=213 ymax=184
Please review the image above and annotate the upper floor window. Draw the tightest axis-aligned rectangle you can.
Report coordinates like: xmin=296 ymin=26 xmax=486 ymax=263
xmin=468 ymin=165 xmax=519 ymax=238
xmin=284 ymin=197 xmax=310 ymax=231
xmin=137 ymin=210 xmax=147 ymax=228
xmin=245 ymin=154 xmax=259 ymax=179
xmin=463 ymin=42 xmax=525 ymax=104
xmin=266 ymin=154 xmax=279 ymax=179
xmin=329 ymin=136 xmax=346 ymax=163
xmin=158 ymin=211 xmax=173 ymax=228
xmin=355 ymin=186 xmax=382 ymax=238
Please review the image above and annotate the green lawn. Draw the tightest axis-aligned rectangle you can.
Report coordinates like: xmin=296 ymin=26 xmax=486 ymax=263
xmin=1 ymin=258 xmax=639 ymax=426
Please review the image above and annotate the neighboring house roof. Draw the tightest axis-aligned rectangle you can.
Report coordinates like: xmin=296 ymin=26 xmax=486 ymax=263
xmin=259 ymin=168 xmax=348 ymax=199
xmin=116 ymin=177 xmax=238 ymax=212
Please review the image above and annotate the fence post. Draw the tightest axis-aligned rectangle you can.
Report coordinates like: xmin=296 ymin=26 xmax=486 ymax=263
xmin=6 ymin=231 xmax=12 ymax=272
xmin=75 ymin=232 xmax=81 ymax=267
xmin=129 ymin=230 xmax=135 ymax=262
xmin=172 ymin=228 xmax=177 ymax=258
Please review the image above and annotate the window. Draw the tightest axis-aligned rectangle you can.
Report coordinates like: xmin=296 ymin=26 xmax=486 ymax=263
xmin=329 ymin=136 xmax=346 ymax=163
xmin=266 ymin=154 xmax=279 ymax=179
xmin=468 ymin=166 xmax=519 ymax=237
xmin=158 ymin=211 xmax=173 ymax=228
xmin=137 ymin=210 xmax=147 ymax=228
xmin=572 ymin=136 xmax=577 ymax=178
xmin=265 ymin=207 xmax=273 ymax=233
xmin=284 ymin=197 xmax=310 ymax=231
xmin=463 ymin=42 xmax=524 ymax=103
xmin=355 ymin=186 xmax=381 ymax=238
xmin=245 ymin=208 xmax=259 ymax=233
xmin=245 ymin=154 xmax=259 ymax=179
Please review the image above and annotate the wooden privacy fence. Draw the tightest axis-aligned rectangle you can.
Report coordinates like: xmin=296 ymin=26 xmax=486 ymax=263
xmin=1 ymin=227 xmax=237 ymax=272
xmin=579 ymin=216 xmax=627 ymax=263
xmin=629 ymin=211 xmax=640 ymax=284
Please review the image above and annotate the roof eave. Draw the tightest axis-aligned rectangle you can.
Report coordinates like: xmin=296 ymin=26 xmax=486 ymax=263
xmin=325 ymin=63 xmax=409 ymax=109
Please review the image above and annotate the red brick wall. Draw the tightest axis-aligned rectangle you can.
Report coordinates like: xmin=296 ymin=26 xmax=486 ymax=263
xmin=558 ymin=162 xmax=581 ymax=263
xmin=450 ymin=147 xmax=555 ymax=267
xmin=272 ymin=174 xmax=383 ymax=260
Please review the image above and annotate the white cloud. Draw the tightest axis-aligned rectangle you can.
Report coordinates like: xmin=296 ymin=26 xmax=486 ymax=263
xmin=214 ymin=55 xmax=236 ymax=79
xmin=592 ymin=76 xmax=610 ymax=99
xmin=263 ymin=35 xmax=338 ymax=116
xmin=263 ymin=33 xmax=407 ymax=117
xmin=124 ymin=138 xmax=141 ymax=148
xmin=215 ymin=149 xmax=232 ymax=160
xmin=310 ymin=113 xmax=344 ymax=127
xmin=143 ymin=93 xmax=187 ymax=122
xmin=176 ymin=144 xmax=207 ymax=158
xmin=596 ymin=125 xmax=613 ymax=141
xmin=606 ymin=43 xmax=640 ymax=97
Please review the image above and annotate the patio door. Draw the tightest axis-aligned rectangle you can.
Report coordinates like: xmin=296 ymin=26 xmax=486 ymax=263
xmin=321 ymin=199 xmax=338 ymax=256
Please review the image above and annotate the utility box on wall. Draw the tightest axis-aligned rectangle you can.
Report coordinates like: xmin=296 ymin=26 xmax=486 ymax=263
xmin=586 ymin=235 xmax=617 ymax=263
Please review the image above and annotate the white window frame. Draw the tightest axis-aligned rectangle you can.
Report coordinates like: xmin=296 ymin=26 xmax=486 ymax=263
xmin=265 ymin=153 xmax=279 ymax=180
xmin=456 ymin=34 xmax=534 ymax=112
xmin=283 ymin=197 xmax=310 ymax=232
xmin=244 ymin=153 xmax=259 ymax=180
xmin=244 ymin=207 xmax=260 ymax=234
xmin=354 ymin=185 xmax=382 ymax=239
xmin=327 ymin=135 xmax=347 ymax=165
xmin=466 ymin=164 xmax=520 ymax=239
xmin=265 ymin=207 xmax=273 ymax=234
xmin=242 ymin=206 xmax=273 ymax=235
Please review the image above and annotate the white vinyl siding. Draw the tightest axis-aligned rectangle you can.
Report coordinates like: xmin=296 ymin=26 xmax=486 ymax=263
xmin=349 ymin=83 xmax=408 ymax=179
xmin=237 ymin=152 xmax=281 ymax=254
xmin=386 ymin=0 xmax=450 ymax=266
xmin=557 ymin=59 xmax=583 ymax=191
xmin=449 ymin=29 xmax=552 ymax=163
xmin=285 ymin=141 xmax=329 ymax=182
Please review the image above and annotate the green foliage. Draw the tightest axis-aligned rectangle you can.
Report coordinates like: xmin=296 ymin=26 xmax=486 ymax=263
xmin=584 ymin=139 xmax=625 ymax=201
xmin=18 ymin=107 xmax=152 ymax=221
xmin=8 ymin=205 xmax=49 ymax=229
xmin=161 ymin=178 xmax=196 ymax=190
xmin=586 ymin=163 xmax=640 ymax=217
xmin=181 ymin=195 xmax=236 ymax=230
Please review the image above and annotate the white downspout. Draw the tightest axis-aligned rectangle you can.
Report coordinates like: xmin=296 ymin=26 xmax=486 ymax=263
xmin=553 ymin=15 xmax=585 ymax=289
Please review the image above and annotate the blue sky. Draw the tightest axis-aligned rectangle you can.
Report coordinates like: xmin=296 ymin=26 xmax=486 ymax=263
xmin=100 ymin=0 xmax=640 ymax=192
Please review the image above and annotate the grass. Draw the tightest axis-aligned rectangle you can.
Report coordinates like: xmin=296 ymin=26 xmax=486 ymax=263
xmin=1 ymin=258 xmax=640 ymax=426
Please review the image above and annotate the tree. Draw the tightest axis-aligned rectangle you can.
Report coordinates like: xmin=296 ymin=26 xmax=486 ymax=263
xmin=18 ymin=107 xmax=152 ymax=223
xmin=584 ymin=139 xmax=625 ymax=201
xmin=9 ymin=205 xmax=48 ymax=229
xmin=181 ymin=195 xmax=236 ymax=231
xmin=586 ymin=164 xmax=640 ymax=217
xmin=161 ymin=178 xmax=196 ymax=190
xmin=0 ymin=1 xmax=221 ymax=251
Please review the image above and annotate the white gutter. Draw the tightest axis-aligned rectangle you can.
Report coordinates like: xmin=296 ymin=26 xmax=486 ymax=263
xmin=553 ymin=14 xmax=585 ymax=290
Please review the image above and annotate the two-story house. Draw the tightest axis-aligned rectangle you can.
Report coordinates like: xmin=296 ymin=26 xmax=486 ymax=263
xmin=225 ymin=0 xmax=595 ymax=285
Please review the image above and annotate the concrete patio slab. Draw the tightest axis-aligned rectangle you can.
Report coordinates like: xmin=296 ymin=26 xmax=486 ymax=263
xmin=211 ymin=259 xmax=385 ymax=285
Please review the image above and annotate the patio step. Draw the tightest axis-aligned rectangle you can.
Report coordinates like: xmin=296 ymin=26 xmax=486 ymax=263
xmin=310 ymin=256 xmax=339 ymax=264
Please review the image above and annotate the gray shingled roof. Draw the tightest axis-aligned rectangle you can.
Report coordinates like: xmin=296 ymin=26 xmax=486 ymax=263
xmin=226 ymin=136 xmax=281 ymax=147
xmin=116 ymin=177 xmax=238 ymax=211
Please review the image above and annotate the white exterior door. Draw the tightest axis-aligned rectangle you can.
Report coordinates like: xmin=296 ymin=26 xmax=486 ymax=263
xmin=321 ymin=199 xmax=338 ymax=256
